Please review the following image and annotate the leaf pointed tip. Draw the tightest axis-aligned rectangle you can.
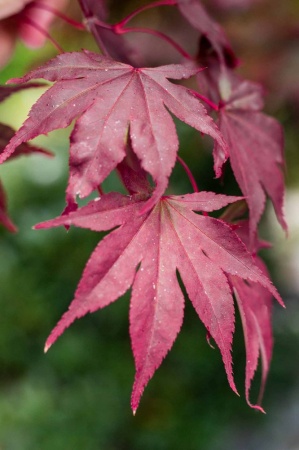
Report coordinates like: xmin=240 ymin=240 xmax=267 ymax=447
xmin=6 ymin=222 xmax=18 ymax=233
xmin=247 ymin=401 xmax=266 ymax=414
xmin=226 ymin=369 xmax=239 ymax=397
xmin=44 ymin=342 xmax=51 ymax=353
xmin=234 ymin=387 xmax=240 ymax=397
xmin=6 ymin=78 xmax=17 ymax=85
xmin=131 ymin=388 xmax=142 ymax=416
xmin=281 ymin=303 xmax=286 ymax=309
xmin=273 ymin=289 xmax=285 ymax=308
xmin=33 ymin=222 xmax=50 ymax=231
xmin=131 ymin=400 xmax=139 ymax=416
xmin=228 ymin=376 xmax=239 ymax=397
xmin=33 ymin=220 xmax=55 ymax=231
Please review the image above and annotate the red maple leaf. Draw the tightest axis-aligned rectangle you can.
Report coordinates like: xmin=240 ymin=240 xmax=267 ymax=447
xmin=0 ymin=51 xmax=227 ymax=212
xmin=0 ymin=122 xmax=52 ymax=232
xmin=0 ymin=84 xmax=43 ymax=102
xmin=0 ymin=123 xmax=51 ymax=159
xmin=35 ymin=191 xmax=283 ymax=413
xmin=227 ymin=221 xmax=275 ymax=412
xmin=177 ymin=0 xmax=237 ymax=66
xmin=0 ymin=180 xmax=17 ymax=233
xmin=231 ymin=259 xmax=273 ymax=412
xmin=0 ymin=85 xmax=50 ymax=160
xmin=0 ymin=85 xmax=51 ymax=232
xmin=213 ymin=71 xmax=287 ymax=242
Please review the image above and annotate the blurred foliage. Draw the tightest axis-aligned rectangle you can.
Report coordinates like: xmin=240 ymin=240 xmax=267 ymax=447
xmin=0 ymin=1 xmax=298 ymax=449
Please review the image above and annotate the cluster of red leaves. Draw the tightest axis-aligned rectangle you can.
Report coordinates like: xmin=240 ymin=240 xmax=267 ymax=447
xmin=0 ymin=0 xmax=286 ymax=413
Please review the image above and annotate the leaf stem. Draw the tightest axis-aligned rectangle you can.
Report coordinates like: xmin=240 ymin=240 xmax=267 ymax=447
xmin=77 ymin=0 xmax=109 ymax=55
xmin=30 ymin=1 xmax=85 ymax=30
xmin=190 ymin=89 xmax=219 ymax=111
xmin=177 ymin=156 xmax=199 ymax=193
xmin=116 ymin=27 xmax=194 ymax=61
xmin=77 ymin=0 xmax=192 ymax=60
xmin=115 ymin=1 xmax=177 ymax=29
xmin=22 ymin=15 xmax=64 ymax=53
xmin=97 ymin=185 xmax=104 ymax=195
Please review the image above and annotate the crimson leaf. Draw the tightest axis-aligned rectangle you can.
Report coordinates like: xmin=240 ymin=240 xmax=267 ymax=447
xmin=116 ymin=139 xmax=153 ymax=196
xmin=213 ymin=72 xmax=286 ymax=242
xmin=0 ymin=180 xmax=17 ymax=233
xmin=0 ymin=123 xmax=51 ymax=232
xmin=0 ymin=84 xmax=43 ymax=102
xmin=0 ymin=84 xmax=51 ymax=159
xmin=0 ymin=123 xmax=51 ymax=159
xmin=230 ymin=258 xmax=273 ymax=413
xmin=35 ymin=191 xmax=282 ymax=413
xmin=177 ymin=0 xmax=237 ymax=66
xmin=228 ymin=221 xmax=274 ymax=412
xmin=1 ymin=51 xmax=227 ymax=212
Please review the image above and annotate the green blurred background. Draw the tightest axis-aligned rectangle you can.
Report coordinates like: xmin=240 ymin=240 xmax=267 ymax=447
xmin=0 ymin=1 xmax=299 ymax=449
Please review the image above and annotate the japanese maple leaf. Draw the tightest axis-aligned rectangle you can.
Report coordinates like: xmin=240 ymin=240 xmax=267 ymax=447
xmin=232 ymin=271 xmax=273 ymax=412
xmin=0 ymin=83 xmax=49 ymax=159
xmin=0 ymin=116 xmax=51 ymax=232
xmin=116 ymin=139 xmax=153 ymax=196
xmin=0 ymin=84 xmax=45 ymax=150
xmin=35 ymin=191 xmax=282 ymax=412
xmin=0 ymin=123 xmax=50 ymax=158
xmin=0 ymin=180 xmax=16 ymax=232
xmin=177 ymin=0 xmax=237 ymax=67
xmin=213 ymin=71 xmax=287 ymax=242
xmin=0 ymin=82 xmax=50 ymax=231
xmin=0 ymin=84 xmax=41 ymax=102
xmin=0 ymin=51 xmax=226 ymax=212
xmin=227 ymin=221 xmax=274 ymax=412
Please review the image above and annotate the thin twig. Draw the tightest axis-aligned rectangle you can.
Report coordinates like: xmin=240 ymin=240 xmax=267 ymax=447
xmin=115 ymin=0 xmax=177 ymax=29
xmin=117 ymin=26 xmax=194 ymax=61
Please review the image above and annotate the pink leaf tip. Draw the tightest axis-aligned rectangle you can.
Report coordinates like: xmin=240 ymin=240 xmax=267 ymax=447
xmin=44 ymin=342 xmax=51 ymax=353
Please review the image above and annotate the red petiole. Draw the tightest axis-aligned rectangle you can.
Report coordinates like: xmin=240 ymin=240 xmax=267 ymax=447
xmin=177 ymin=155 xmax=199 ymax=193
xmin=115 ymin=0 xmax=178 ymax=29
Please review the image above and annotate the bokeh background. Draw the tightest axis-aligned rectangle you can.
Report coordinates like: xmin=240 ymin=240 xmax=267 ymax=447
xmin=0 ymin=1 xmax=299 ymax=449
